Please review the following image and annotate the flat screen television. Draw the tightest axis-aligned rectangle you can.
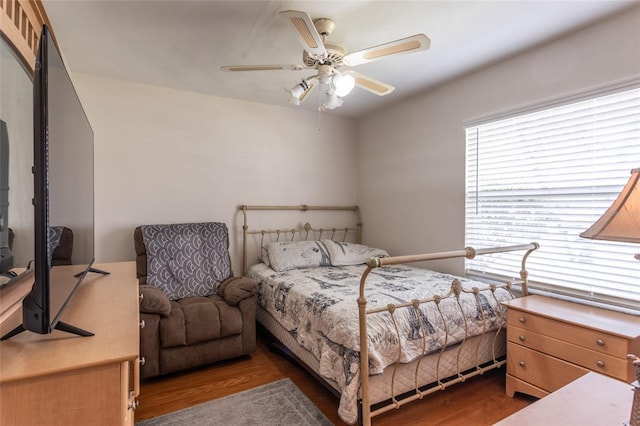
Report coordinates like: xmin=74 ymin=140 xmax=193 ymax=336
xmin=1 ymin=25 xmax=106 ymax=340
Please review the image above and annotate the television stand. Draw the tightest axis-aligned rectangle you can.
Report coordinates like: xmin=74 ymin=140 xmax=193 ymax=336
xmin=73 ymin=266 xmax=111 ymax=278
xmin=52 ymin=319 xmax=94 ymax=336
xmin=1 ymin=298 xmax=96 ymax=340
xmin=0 ymin=261 xmax=140 ymax=425
xmin=1 ymin=263 xmax=110 ymax=340
xmin=0 ymin=322 xmax=88 ymax=341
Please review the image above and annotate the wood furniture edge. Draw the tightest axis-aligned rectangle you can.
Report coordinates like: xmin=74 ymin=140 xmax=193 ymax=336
xmin=0 ymin=261 xmax=139 ymax=383
xmin=0 ymin=0 xmax=54 ymax=73
xmin=506 ymin=374 xmax=549 ymax=398
xmin=0 ymin=261 xmax=139 ymax=425
xmin=502 ymin=294 xmax=640 ymax=339
xmin=497 ymin=372 xmax=634 ymax=425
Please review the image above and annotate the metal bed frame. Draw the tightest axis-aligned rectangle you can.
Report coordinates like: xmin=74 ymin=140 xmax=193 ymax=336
xmin=240 ymin=204 xmax=538 ymax=425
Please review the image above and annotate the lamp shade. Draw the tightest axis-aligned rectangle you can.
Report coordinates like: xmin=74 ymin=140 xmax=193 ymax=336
xmin=580 ymin=167 xmax=640 ymax=243
xmin=322 ymin=93 xmax=343 ymax=110
xmin=332 ymin=72 xmax=355 ymax=97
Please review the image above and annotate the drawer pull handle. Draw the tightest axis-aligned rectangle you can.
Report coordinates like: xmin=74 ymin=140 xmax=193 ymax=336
xmin=140 ymin=356 xmax=146 ymax=366
xmin=128 ymin=395 xmax=140 ymax=411
xmin=596 ymin=339 xmax=604 ymax=346
xmin=140 ymin=320 xmax=145 ymax=329
xmin=596 ymin=360 xmax=605 ymax=368
xmin=518 ymin=317 xmax=526 ymax=323
xmin=139 ymin=293 xmax=144 ymax=303
xmin=518 ymin=335 xmax=526 ymax=342
xmin=519 ymin=361 xmax=526 ymax=367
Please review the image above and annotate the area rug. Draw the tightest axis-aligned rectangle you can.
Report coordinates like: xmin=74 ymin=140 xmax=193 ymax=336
xmin=135 ymin=378 xmax=334 ymax=426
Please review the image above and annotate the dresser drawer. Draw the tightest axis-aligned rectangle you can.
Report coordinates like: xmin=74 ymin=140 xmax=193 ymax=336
xmin=507 ymin=326 xmax=628 ymax=380
xmin=507 ymin=311 xmax=629 ymax=358
xmin=507 ymin=342 xmax=588 ymax=392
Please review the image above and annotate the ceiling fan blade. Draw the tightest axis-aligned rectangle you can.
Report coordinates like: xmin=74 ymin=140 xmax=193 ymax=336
xmin=343 ymin=34 xmax=430 ymax=66
xmin=345 ymin=71 xmax=395 ymax=96
xmin=221 ymin=64 xmax=308 ymax=72
xmin=279 ymin=10 xmax=327 ymax=57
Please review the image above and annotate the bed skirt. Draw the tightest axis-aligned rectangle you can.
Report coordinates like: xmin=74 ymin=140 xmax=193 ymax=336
xmin=257 ymin=306 xmax=506 ymax=424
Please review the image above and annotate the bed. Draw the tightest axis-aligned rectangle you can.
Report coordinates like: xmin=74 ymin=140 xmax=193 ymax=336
xmin=239 ymin=205 xmax=538 ymax=425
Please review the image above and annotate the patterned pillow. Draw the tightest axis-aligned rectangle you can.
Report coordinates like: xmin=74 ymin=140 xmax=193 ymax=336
xmin=141 ymin=222 xmax=232 ymax=300
xmin=322 ymin=239 xmax=389 ymax=266
xmin=260 ymin=246 xmax=271 ymax=267
xmin=266 ymin=240 xmax=331 ymax=272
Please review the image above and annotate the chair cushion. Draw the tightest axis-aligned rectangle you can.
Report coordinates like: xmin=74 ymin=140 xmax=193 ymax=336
xmin=141 ymin=222 xmax=232 ymax=300
xmin=159 ymin=295 xmax=243 ymax=348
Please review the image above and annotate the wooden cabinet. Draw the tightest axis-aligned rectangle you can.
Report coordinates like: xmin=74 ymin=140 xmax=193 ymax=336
xmin=0 ymin=262 xmax=140 ymax=425
xmin=503 ymin=295 xmax=640 ymax=398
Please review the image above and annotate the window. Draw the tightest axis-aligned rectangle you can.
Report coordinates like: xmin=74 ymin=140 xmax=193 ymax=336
xmin=465 ymin=86 xmax=640 ymax=312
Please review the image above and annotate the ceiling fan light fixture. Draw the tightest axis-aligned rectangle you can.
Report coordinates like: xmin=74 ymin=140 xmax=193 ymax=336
xmin=332 ymin=72 xmax=355 ymax=97
xmin=223 ymin=10 xmax=430 ymax=111
xmin=286 ymin=79 xmax=311 ymax=105
xmin=322 ymin=93 xmax=343 ymax=110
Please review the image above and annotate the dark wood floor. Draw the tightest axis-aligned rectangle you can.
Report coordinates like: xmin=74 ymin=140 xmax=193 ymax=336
xmin=135 ymin=333 xmax=535 ymax=425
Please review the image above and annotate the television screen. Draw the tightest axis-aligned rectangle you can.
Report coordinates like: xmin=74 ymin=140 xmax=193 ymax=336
xmin=1 ymin=25 xmax=101 ymax=340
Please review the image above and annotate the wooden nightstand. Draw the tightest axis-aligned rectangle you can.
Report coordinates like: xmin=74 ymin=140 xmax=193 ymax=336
xmin=502 ymin=295 xmax=640 ymax=398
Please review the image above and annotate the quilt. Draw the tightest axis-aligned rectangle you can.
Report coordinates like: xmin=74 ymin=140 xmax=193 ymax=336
xmin=247 ymin=262 xmax=515 ymax=424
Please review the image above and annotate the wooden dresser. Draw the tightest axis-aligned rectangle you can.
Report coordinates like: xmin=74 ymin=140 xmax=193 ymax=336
xmin=503 ymin=294 xmax=640 ymax=398
xmin=0 ymin=261 xmax=140 ymax=425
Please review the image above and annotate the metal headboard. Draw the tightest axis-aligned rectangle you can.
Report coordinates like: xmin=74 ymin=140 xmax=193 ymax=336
xmin=239 ymin=204 xmax=361 ymax=274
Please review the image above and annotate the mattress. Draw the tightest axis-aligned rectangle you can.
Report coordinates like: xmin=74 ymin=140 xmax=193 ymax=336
xmin=248 ymin=263 xmax=512 ymax=424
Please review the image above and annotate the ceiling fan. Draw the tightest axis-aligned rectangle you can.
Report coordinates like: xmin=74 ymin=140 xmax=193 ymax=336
xmin=221 ymin=10 xmax=430 ymax=110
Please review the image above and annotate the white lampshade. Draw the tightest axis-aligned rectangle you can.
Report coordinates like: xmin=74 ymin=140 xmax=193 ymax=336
xmin=286 ymin=85 xmax=305 ymax=105
xmin=580 ymin=168 xmax=640 ymax=243
xmin=322 ymin=93 xmax=343 ymax=110
xmin=286 ymin=80 xmax=312 ymax=105
xmin=332 ymin=72 xmax=355 ymax=97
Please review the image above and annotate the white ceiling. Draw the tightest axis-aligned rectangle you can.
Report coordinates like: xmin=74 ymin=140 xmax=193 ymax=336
xmin=42 ymin=0 xmax=638 ymax=119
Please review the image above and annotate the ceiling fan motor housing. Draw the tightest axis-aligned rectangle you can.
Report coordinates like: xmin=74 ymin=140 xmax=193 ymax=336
xmin=303 ymin=42 xmax=346 ymax=67
xmin=313 ymin=18 xmax=335 ymax=36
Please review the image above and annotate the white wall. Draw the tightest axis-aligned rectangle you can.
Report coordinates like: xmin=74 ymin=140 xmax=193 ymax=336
xmin=73 ymin=75 xmax=358 ymax=274
xmin=358 ymin=6 xmax=640 ymax=274
xmin=73 ymin=5 xmax=640 ymax=276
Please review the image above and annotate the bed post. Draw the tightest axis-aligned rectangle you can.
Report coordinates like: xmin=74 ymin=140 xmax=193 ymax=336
xmin=354 ymin=206 xmax=362 ymax=244
xmin=358 ymin=266 xmax=374 ymax=426
xmin=519 ymin=242 xmax=539 ymax=296
xmin=240 ymin=205 xmax=248 ymax=274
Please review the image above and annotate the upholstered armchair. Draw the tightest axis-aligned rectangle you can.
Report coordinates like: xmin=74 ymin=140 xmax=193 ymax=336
xmin=134 ymin=222 xmax=258 ymax=379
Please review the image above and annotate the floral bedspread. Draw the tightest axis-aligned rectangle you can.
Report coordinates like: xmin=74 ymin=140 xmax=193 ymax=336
xmin=247 ymin=263 xmax=514 ymax=424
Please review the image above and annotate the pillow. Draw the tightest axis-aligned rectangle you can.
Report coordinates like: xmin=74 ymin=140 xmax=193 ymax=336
xmin=322 ymin=239 xmax=389 ymax=266
xmin=260 ymin=246 xmax=271 ymax=267
xmin=266 ymin=240 xmax=331 ymax=272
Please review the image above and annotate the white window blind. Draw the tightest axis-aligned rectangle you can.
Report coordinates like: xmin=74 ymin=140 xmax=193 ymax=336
xmin=465 ymin=87 xmax=640 ymax=312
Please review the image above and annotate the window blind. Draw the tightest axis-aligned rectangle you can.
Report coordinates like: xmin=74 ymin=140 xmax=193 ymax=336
xmin=465 ymin=87 xmax=640 ymax=312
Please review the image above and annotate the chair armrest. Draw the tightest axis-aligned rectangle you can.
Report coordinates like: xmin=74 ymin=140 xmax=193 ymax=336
xmin=218 ymin=276 xmax=258 ymax=306
xmin=139 ymin=285 xmax=172 ymax=317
